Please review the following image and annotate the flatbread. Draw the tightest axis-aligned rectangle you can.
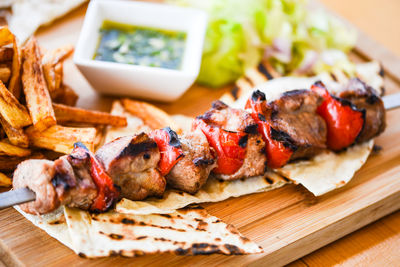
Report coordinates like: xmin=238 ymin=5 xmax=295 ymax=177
xmin=117 ymin=173 xmax=287 ymax=215
xmin=64 ymin=206 xmax=262 ymax=258
xmin=14 ymin=206 xmax=73 ymax=248
xmin=277 ymin=141 xmax=373 ymax=196
xmin=8 ymin=0 xmax=87 ymax=44
xmin=15 ymin=205 xmax=262 ymax=257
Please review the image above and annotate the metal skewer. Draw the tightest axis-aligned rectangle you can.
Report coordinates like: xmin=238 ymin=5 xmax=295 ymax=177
xmin=0 ymin=92 xmax=400 ymax=211
xmin=382 ymin=92 xmax=400 ymax=110
xmin=0 ymin=187 xmax=35 ymax=210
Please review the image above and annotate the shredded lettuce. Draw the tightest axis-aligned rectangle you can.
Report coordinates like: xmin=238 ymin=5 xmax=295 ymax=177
xmin=169 ymin=0 xmax=357 ymax=87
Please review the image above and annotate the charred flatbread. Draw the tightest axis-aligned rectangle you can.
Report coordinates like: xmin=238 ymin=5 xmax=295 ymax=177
xmin=64 ymin=205 xmax=262 ymax=257
xmin=14 ymin=205 xmax=262 ymax=257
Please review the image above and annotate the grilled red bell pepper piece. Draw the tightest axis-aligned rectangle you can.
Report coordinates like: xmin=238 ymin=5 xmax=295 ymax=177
xmin=72 ymin=142 xmax=120 ymax=212
xmin=149 ymin=127 xmax=184 ymax=176
xmin=245 ymin=90 xmax=294 ymax=169
xmin=311 ymin=81 xmax=364 ymax=151
xmin=192 ymin=119 xmax=246 ymax=175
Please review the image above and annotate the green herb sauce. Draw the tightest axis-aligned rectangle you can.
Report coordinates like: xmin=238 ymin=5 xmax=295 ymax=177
xmin=94 ymin=20 xmax=186 ymax=70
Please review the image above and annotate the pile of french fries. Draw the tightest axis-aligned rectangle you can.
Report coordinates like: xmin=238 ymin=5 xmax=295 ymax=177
xmin=0 ymin=27 xmax=127 ymax=187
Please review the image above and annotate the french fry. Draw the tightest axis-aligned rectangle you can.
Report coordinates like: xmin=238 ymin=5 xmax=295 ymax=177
xmin=0 ymin=46 xmax=13 ymax=62
xmin=0 ymin=27 xmax=14 ymax=47
xmin=121 ymin=99 xmax=181 ymax=133
xmin=0 ymin=115 xmax=29 ymax=148
xmin=0 ymin=139 xmax=31 ymax=157
xmin=42 ymin=44 xmax=73 ymax=95
xmin=22 ymin=37 xmax=56 ymax=132
xmin=53 ymin=103 xmax=127 ymax=127
xmin=0 ymin=152 xmax=45 ymax=172
xmin=0 ymin=172 xmax=11 ymax=187
xmin=53 ymin=84 xmax=78 ymax=106
xmin=0 ymin=27 xmax=22 ymax=98
xmin=0 ymin=65 xmax=10 ymax=83
xmin=9 ymin=33 xmax=21 ymax=99
xmin=0 ymin=80 xmax=32 ymax=128
xmin=26 ymin=125 xmax=97 ymax=154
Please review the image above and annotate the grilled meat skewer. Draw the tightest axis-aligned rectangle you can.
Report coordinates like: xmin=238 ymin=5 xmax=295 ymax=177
xmin=10 ymin=78 xmax=388 ymax=215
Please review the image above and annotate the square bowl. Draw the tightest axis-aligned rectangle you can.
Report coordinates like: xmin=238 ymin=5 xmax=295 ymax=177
xmin=73 ymin=0 xmax=207 ymax=102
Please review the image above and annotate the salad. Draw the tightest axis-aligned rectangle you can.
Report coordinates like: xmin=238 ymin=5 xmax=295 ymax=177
xmin=169 ymin=0 xmax=357 ymax=87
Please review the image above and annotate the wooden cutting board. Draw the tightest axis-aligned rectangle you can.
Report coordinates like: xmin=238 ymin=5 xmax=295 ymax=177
xmin=0 ymin=3 xmax=400 ymax=267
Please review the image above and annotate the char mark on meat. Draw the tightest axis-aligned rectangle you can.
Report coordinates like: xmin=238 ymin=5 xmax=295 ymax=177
xmin=270 ymin=127 xmax=298 ymax=152
xmin=251 ymin=90 xmax=266 ymax=102
xmin=163 ymin=126 xmax=181 ymax=148
xmin=267 ymin=89 xmax=327 ymax=160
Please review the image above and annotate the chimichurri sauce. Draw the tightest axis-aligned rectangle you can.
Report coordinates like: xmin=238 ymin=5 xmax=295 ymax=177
xmin=94 ymin=21 xmax=186 ymax=70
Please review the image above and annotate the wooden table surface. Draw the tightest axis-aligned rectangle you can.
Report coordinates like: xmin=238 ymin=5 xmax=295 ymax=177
xmin=3 ymin=0 xmax=399 ymax=266
xmin=290 ymin=0 xmax=400 ymax=266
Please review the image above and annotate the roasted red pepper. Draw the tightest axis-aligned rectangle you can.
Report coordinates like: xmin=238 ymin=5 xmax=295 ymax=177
xmin=72 ymin=142 xmax=119 ymax=212
xmin=148 ymin=127 xmax=184 ymax=176
xmin=192 ymin=119 xmax=246 ymax=175
xmin=245 ymin=90 xmax=294 ymax=169
xmin=311 ymin=82 xmax=364 ymax=151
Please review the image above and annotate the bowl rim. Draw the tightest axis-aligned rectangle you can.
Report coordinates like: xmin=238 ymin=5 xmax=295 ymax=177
xmin=73 ymin=0 xmax=208 ymax=77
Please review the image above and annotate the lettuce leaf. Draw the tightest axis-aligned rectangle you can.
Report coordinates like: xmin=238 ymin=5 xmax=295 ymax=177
xmin=169 ymin=0 xmax=357 ymax=87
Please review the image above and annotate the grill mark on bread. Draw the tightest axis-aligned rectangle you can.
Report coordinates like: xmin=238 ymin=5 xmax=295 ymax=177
xmin=257 ymin=62 xmax=273 ymax=80
xmin=243 ymin=76 xmax=254 ymax=86
xmin=264 ymin=177 xmax=274 ymax=184
xmin=231 ymin=86 xmax=239 ymax=100
xmin=121 ymin=218 xmax=135 ymax=225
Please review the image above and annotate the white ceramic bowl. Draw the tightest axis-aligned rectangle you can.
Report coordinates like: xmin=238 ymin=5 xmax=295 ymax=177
xmin=73 ymin=0 xmax=207 ymax=102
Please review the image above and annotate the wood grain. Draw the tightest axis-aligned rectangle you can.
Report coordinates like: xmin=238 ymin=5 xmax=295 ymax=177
xmin=0 ymin=2 xmax=399 ymax=266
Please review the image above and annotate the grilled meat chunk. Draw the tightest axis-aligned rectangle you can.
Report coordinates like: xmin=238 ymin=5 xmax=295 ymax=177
xmin=197 ymin=100 xmax=267 ymax=180
xmin=267 ymin=90 xmax=327 ymax=160
xmin=95 ymin=133 xmax=166 ymax=200
xmin=339 ymin=78 xmax=386 ymax=143
xmin=166 ymin=129 xmax=216 ymax=194
xmin=53 ymin=154 xmax=97 ymax=210
xmin=200 ymin=100 xmax=257 ymax=132
xmin=13 ymin=159 xmax=59 ymax=215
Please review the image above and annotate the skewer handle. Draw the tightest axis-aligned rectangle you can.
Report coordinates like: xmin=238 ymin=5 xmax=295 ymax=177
xmin=0 ymin=188 xmax=36 ymax=210
xmin=383 ymin=92 xmax=400 ymax=110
